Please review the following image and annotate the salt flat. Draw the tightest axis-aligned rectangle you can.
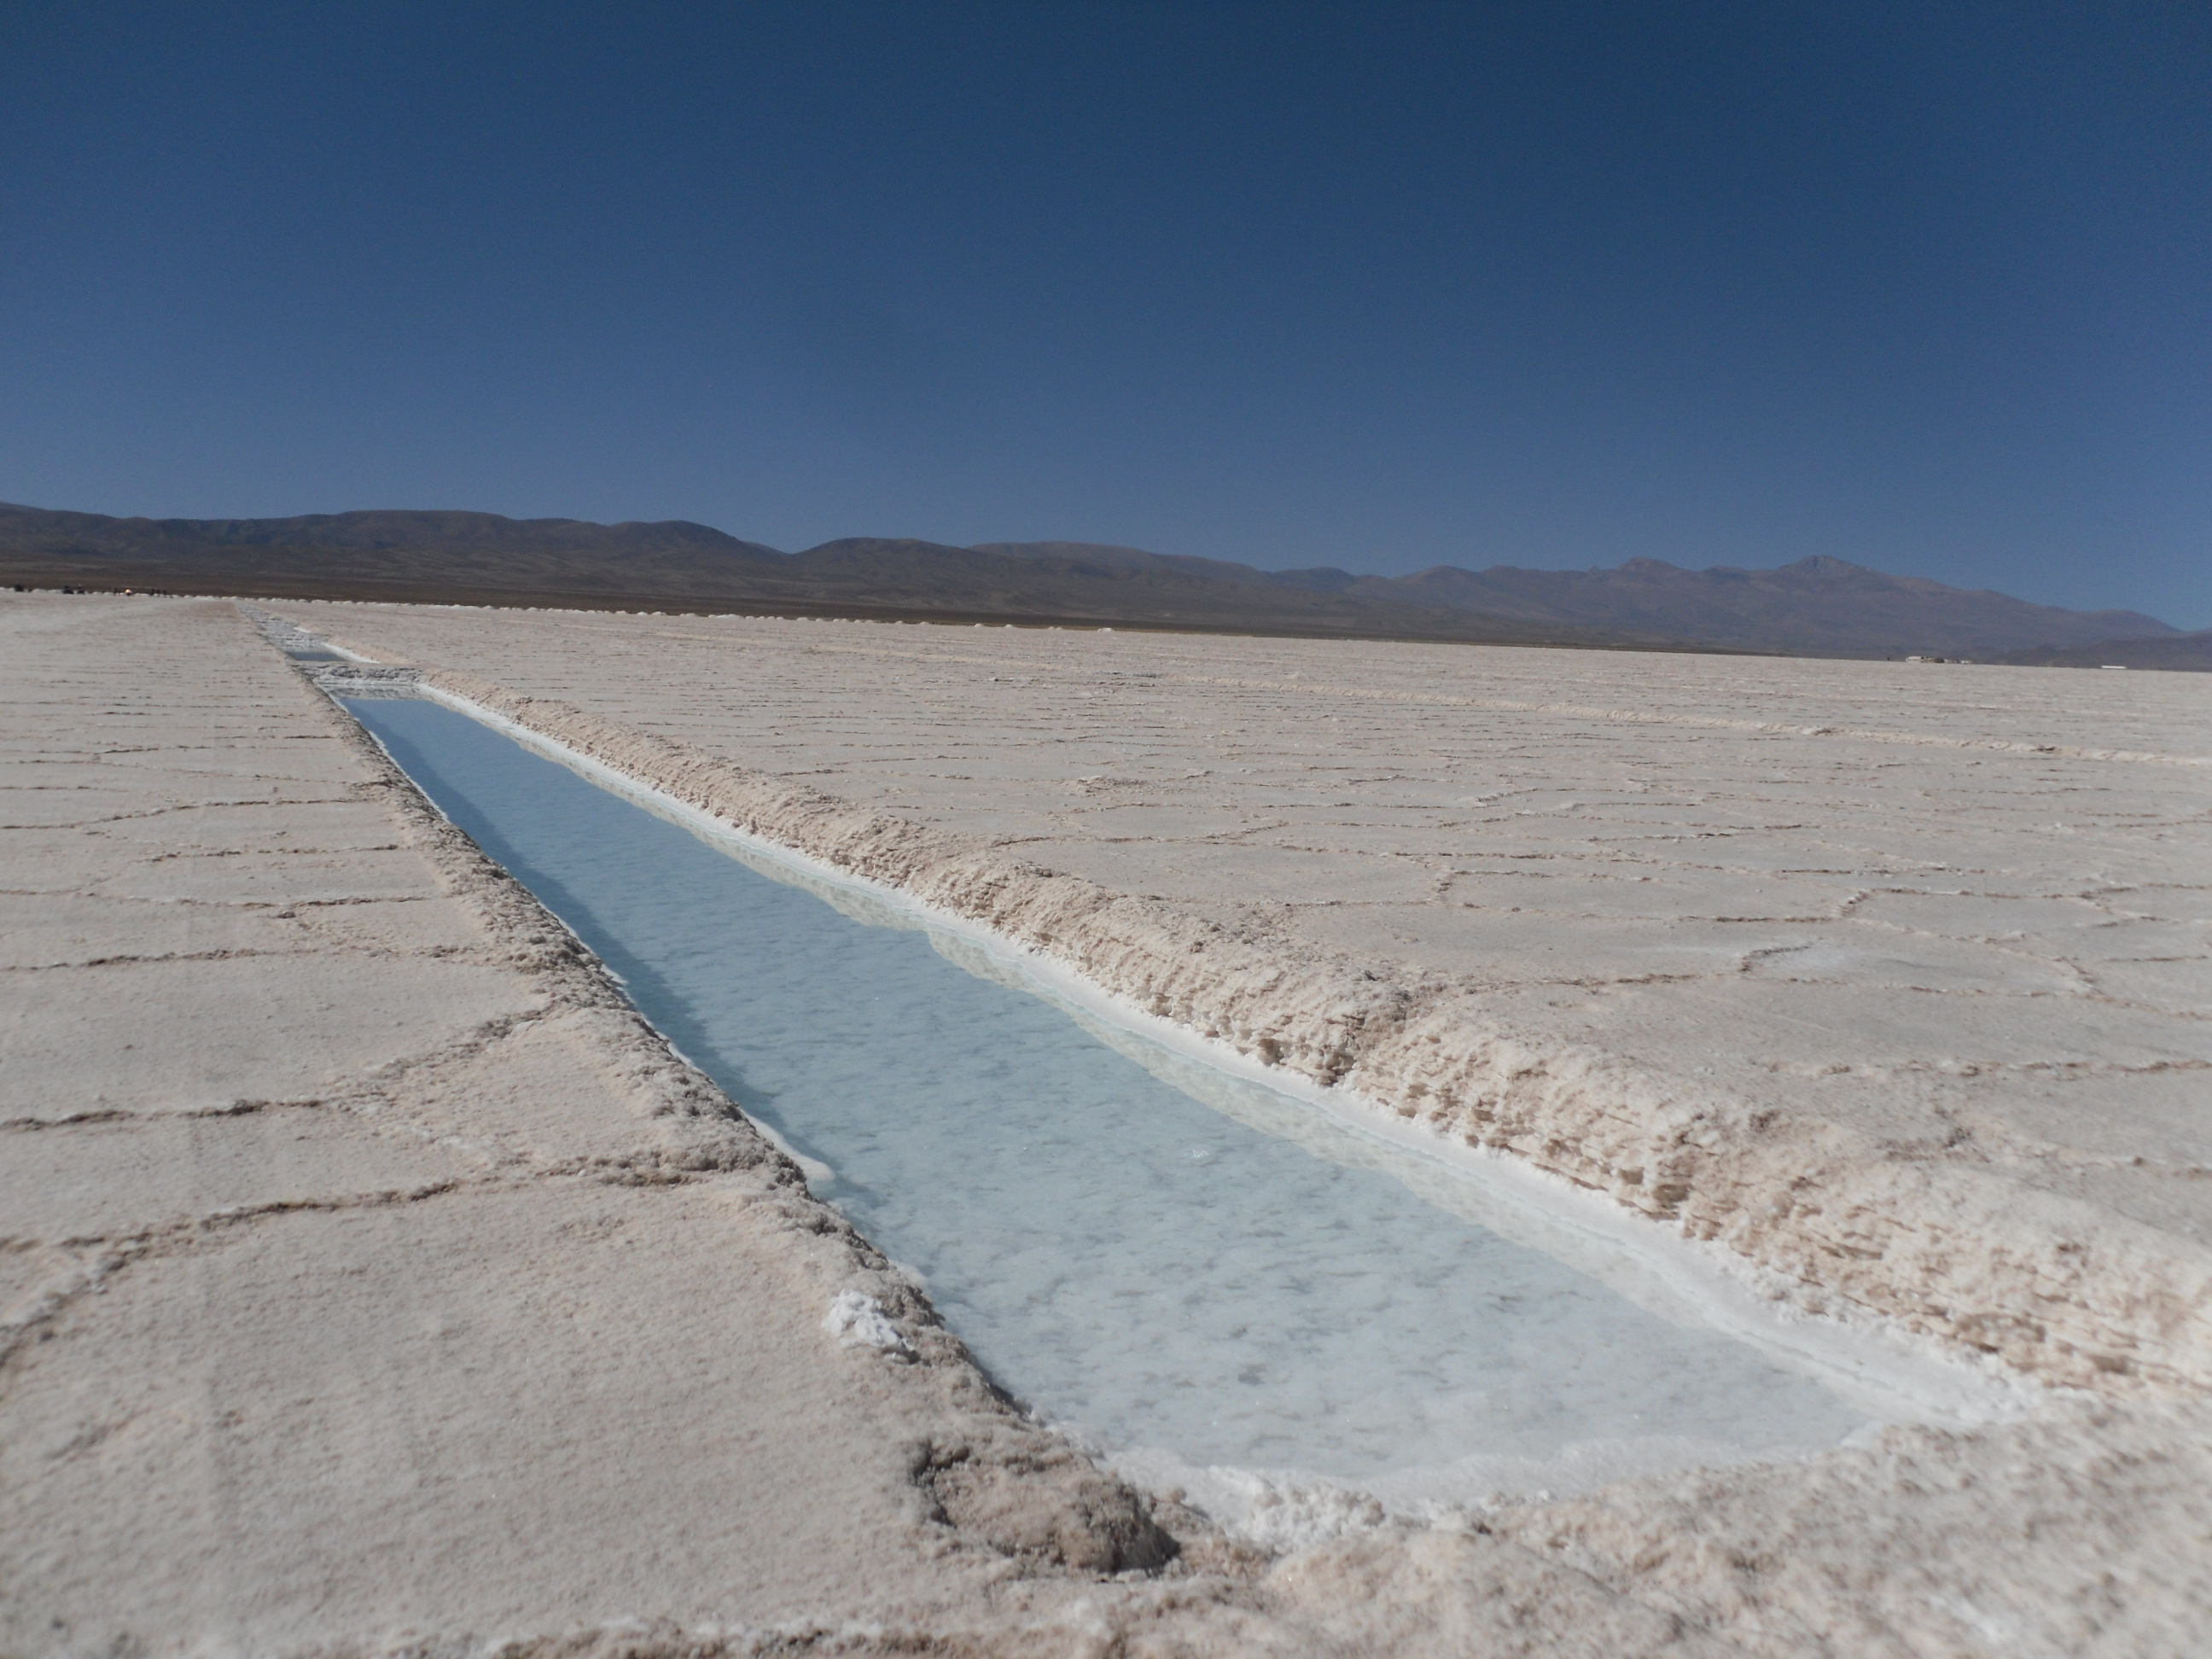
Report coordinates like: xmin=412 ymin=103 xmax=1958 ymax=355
xmin=9 ymin=592 xmax=2211 ymax=1657
xmin=300 ymin=602 xmax=2212 ymax=1394
xmin=0 ymin=597 xmax=1183 ymax=1654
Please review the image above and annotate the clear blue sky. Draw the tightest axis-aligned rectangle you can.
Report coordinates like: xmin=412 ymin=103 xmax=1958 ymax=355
xmin=3 ymin=3 xmax=2205 ymax=623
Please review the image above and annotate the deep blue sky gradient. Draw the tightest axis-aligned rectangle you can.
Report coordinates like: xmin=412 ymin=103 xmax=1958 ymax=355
xmin=3 ymin=3 xmax=2205 ymax=622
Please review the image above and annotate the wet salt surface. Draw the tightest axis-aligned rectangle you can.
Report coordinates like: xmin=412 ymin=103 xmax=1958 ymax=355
xmin=348 ymin=696 xmax=1888 ymax=1505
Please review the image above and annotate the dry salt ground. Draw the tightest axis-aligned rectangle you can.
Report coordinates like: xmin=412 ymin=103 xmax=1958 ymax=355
xmin=6 ymin=591 xmax=2210 ymax=1657
xmin=297 ymin=599 xmax=2212 ymax=1394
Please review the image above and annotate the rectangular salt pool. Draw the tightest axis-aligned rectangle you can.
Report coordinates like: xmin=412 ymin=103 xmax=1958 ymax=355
xmin=342 ymin=693 xmax=1999 ymax=1522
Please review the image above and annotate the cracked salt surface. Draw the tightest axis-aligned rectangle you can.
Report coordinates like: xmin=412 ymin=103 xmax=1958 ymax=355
xmin=342 ymin=695 xmax=2015 ymax=1530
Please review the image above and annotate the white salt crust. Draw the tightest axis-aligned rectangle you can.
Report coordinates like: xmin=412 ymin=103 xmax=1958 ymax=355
xmin=342 ymin=689 xmax=2011 ymax=1540
xmin=13 ymin=596 xmax=2207 ymax=1658
xmin=405 ymin=674 xmax=2033 ymax=1439
xmin=297 ymin=627 xmax=2212 ymax=1400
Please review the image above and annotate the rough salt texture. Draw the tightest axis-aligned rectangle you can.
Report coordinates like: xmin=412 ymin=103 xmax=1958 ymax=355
xmin=0 ymin=596 xmax=1181 ymax=1654
xmin=1476 ymin=1399 xmax=2212 ymax=1658
xmin=12 ymin=593 xmax=2211 ymax=1657
xmin=294 ymin=602 xmax=2212 ymax=1397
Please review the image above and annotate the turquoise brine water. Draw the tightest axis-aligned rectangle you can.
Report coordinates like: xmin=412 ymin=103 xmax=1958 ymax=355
xmin=346 ymin=696 xmax=1872 ymax=1493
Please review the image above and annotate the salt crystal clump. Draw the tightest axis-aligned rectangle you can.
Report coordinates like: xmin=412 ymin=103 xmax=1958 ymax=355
xmin=824 ymin=1289 xmax=913 ymax=1358
xmin=1233 ymin=1476 xmax=1390 ymax=1551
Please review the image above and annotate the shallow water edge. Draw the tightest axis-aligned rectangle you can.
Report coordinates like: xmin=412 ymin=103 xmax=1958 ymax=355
xmin=407 ymin=679 xmax=2028 ymax=1416
xmin=300 ymin=649 xmax=2046 ymax=1535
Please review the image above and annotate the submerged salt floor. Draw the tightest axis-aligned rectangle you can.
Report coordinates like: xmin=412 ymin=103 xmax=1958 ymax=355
xmin=349 ymin=696 xmax=1884 ymax=1498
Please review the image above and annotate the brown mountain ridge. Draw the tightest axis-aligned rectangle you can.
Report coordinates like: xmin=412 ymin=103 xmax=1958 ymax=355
xmin=0 ymin=502 xmax=2183 ymax=662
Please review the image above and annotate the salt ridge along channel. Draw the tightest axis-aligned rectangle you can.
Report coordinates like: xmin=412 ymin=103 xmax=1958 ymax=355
xmin=335 ymin=682 xmax=2029 ymax=1539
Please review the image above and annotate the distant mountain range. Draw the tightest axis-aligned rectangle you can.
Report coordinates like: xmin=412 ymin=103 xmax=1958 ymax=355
xmin=0 ymin=502 xmax=2188 ymax=664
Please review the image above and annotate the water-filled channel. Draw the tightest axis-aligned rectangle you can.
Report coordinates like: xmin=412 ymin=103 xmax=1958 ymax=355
xmin=344 ymin=694 xmax=1961 ymax=1516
